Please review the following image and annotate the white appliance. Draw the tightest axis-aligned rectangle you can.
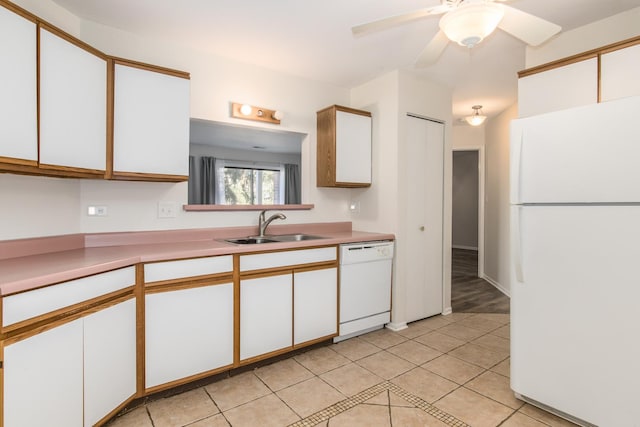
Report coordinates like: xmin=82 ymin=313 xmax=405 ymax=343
xmin=510 ymin=95 xmax=640 ymax=426
xmin=334 ymin=241 xmax=394 ymax=342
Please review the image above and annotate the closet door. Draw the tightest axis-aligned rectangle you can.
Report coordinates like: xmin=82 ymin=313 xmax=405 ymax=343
xmin=404 ymin=115 xmax=445 ymax=322
xmin=39 ymin=26 xmax=107 ymax=174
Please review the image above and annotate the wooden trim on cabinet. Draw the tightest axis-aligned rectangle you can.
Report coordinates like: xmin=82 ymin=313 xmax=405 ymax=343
xmin=144 ymin=275 xmax=234 ymax=294
xmin=233 ymin=255 xmax=241 ymax=367
xmin=38 ymin=22 xmax=108 ymax=60
xmin=240 ymin=260 xmax=337 ymax=279
xmin=0 ymin=157 xmax=37 ymax=167
xmin=0 ymin=0 xmax=37 ymax=22
xmin=144 ymin=363 xmax=234 ymax=396
xmin=110 ymin=171 xmax=189 ymax=182
xmin=238 ymin=345 xmax=295 ymax=367
xmin=106 ymin=58 xmax=115 ymax=180
xmin=94 ymin=393 xmax=137 ymax=427
xmin=2 ymin=292 xmax=134 ymax=345
xmin=317 ymin=104 xmax=372 ymax=118
xmin=38 ymin=163 xmax=105 ymax=177
xmin=293 ymin=334 xmax=337 ymax=351
xmin=112 ymin=57 xmax=190 ymax=80
xmin=316 ymin=106 xmax=337 ymax=187
xmin=518 ymin=35 xmax=640 ymax=78
xmin=135 ymin=264 xmax=145 ymax=397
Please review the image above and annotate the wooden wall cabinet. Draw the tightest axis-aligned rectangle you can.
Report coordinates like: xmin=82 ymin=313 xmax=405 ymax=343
xmin=1 ymin=267 xmax=136 ymax=427
xmin=144 ymin=256 xmax=234 ymax=392
xmin=111 ymin=61 xmax=190 ymax=182
xmin=0 ymin=4 xmax=37 ymax=168
xmin=317 ymin=105 xmax=372 ymax=188
xmin=39 ymin=25 xmax=107 ymax=176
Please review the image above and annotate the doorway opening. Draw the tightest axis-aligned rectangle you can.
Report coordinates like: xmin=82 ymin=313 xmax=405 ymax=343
xmin=451 ymin=147 xmax=507 ymax=313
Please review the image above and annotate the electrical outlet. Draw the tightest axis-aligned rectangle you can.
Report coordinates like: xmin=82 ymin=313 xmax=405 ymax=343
xmin=158 ymin=202 xmax=177 ymax=218
xmin=87 ymin=206 xmax=108 ymax=216
xmin=349 ymin=201 xmax=361 ymax=213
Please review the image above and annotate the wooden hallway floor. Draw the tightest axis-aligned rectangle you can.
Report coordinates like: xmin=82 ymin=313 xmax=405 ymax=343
xmin=451 ymin=249 xmax=510 ymax=314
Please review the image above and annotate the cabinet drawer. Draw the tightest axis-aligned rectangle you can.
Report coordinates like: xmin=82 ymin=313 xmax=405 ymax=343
xmin=2 ymin=266 xmax=135 ymax=327
xmin=144 ymin=255 xmax=233 ymax=283
xmin=240 ymin=247 xmax=337 ymax=272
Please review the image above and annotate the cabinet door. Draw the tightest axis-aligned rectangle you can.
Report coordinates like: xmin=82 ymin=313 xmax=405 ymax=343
xmin=39 ymin=27 xmax=106 ymax=172
xmin=145 ymin=283 xmax=234 ymax=388
xmin=113 ymin=63 xmax=190 ymax=178
xmin=3 ymin=319 xmax=84 ymax=427
xmin=335 ymin=110 xmax=371 ymax=184
xmin=293 ymin=267 xmax=337 ymax=345
xmin=84 ymin=298 xmax=137 ymax=427
xmin=518 ymin=58 xmax=598 ymax=117
xmin=601 ymin=43 xmax=640 ymax=102
xmin=0 ymin=5 xmax=37 ymax=163
xmin=240 ymin=274 xmax=292 ymax=361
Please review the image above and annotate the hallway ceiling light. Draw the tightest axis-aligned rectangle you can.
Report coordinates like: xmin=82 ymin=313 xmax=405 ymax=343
xmin=465 ymin=105 xmax=487 ymax=126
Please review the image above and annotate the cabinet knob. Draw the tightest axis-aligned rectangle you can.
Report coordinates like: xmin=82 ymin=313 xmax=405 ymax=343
xmin=419 ymin=226 xmax=425 ymax=231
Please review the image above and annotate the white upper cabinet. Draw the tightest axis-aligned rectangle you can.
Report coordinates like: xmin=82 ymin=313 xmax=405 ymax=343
xmin=317 ymin=105 xmax=372 ymax=188
xmin=113 ymin=63 xmax=190 ymax=179
xmin=518 ymin=58 xmax=598 ymax=117
xmin=0 ymin=5 xmax=37 ymax=164
xmin=601 ymin=43 xmax=640 ymax=102
xmin=39 ymin=26 xmax=107 ymax=173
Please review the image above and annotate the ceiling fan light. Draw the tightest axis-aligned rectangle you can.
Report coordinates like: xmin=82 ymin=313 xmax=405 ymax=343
xmin=439 ymin=2 xmax=504 ymax=48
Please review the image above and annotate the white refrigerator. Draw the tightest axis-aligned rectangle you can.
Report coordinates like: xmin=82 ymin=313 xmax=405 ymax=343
xmin=510 ymin=95 xmax=640 ymax=426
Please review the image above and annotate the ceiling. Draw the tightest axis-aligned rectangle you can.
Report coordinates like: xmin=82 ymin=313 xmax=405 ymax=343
xmin=190 ymin=119 xmax=305 ymax=154
xmin=52 ymin=0 xmax=640 ymax=124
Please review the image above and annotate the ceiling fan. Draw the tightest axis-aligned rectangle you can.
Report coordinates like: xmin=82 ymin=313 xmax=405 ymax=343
xmin=352 ymin=0 xmax=562 ymax=67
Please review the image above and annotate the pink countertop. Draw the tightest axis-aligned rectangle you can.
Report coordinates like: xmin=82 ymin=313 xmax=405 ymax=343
xmin=0 ymin=222 xmax=394 ymax=296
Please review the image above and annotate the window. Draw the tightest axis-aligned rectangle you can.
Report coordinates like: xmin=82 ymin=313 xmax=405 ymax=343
xmin=215 ymin=160 xmax=285 ymax=205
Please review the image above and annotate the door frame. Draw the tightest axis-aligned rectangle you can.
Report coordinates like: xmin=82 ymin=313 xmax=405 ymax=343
xmin=452 ymin=146 xmax=485 ymax=278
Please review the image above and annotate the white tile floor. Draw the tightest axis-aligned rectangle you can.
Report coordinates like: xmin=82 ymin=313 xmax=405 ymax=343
xmin=107 ymin=313 xmax=577 ymax=427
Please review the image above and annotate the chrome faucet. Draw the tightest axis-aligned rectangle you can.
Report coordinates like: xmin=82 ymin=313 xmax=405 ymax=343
xmin=258 ymin=210 xmax=287 ymax=237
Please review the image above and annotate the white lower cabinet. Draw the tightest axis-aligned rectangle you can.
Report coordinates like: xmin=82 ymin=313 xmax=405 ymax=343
xmin=145 ymin=283 xmax=234 ymax=388
xmin=3 ymin=298 xmax=136 ymax=427
xmin=294 ymin=268 xmax=338 ymax=345
xmin=240 ymin=274 xmax=293 ymax=361
xmin=4 ymin=319 xmax=84 ymax=427
xmin=84 ymin=299 xmax=137 ymax=427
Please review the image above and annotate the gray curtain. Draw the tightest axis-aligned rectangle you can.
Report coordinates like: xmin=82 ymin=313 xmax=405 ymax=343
xmin=188 ymin=156 xmax=199 ymax=204
xmin=201 ymin=156 xmax=216 ymax=204
xmin=284 ymin=164 xmax=301 ymax=204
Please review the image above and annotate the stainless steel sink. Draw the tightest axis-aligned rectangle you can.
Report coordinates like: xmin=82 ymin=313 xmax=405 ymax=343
xmin=222 ymin=234 xmax=326 ymax=245
xmin=269 ymin=234 xmax=326 ymax=242
xmin=223 ymin=237 xmax=279 ymax=245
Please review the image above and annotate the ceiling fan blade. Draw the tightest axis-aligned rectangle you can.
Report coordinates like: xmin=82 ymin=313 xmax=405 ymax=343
xmin=352 ymin=5 xmax=450 ymax=36
xmin=415 ymin=30 xmax=449 ymax=67
xmin=497 ymin=5 xmax=561 ymax=46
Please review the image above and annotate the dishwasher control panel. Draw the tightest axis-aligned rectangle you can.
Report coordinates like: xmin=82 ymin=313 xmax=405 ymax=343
xmin=340 ymin=241 xmax=394 ymax=264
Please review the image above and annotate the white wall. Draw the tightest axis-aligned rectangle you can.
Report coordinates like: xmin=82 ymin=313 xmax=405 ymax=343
xmin=4 ymin=0 xmax=357 ymax=237
xmin=350 ymin=70 xmax=453 ymax=324
xmin=484 ymin=104 xmax=517 ymax=295
xmin=526 ymin=7 xmax=640 ymax=68
xmin=452 ymin=125 xmax=485 ymax=149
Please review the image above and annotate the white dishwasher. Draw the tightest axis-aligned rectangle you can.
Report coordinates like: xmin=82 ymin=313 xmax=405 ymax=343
xmin=334 ymin=241 xmax=394 ymax=342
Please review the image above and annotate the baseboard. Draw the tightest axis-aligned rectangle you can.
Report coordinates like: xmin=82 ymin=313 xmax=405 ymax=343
xmin=483 ymin=275 xmax=511 ymax=297
xmin=452 ymin=245 xmax=478 ymax=251
xmin=386 ymin=322 xmax=408 ymax=332
xmin=442 ymin=306 xmax=452 ymax=315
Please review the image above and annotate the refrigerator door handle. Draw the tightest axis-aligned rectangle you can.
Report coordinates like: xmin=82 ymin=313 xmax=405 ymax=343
xmin=510 ymin=124 xmax=524 ymax=204
xmin=513 ymin=206 xmax=525 ymax=283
